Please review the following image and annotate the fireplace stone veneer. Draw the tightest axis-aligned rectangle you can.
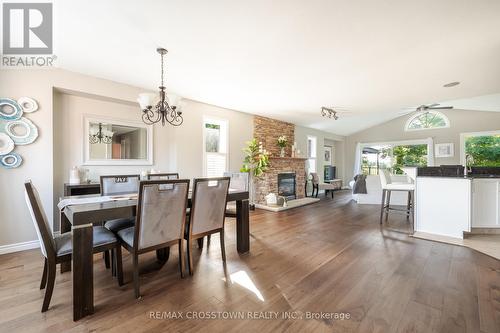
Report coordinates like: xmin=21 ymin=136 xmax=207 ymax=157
xmin=254 ymin=157 xmax=307 ymax=205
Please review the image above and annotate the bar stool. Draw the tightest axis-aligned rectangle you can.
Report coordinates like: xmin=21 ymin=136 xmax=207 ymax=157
xmin=379 ymin=169 xmax=415 ymax=234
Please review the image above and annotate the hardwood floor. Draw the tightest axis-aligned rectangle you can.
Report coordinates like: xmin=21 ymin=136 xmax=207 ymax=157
xmin=1 ymin=191 xmax=499 ymax=332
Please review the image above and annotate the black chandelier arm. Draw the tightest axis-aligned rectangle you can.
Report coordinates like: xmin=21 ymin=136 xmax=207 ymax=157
xmin=142 ymin=107 xmax=161 ymax=125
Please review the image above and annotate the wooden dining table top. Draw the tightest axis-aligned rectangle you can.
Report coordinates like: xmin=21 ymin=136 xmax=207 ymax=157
xmin=62 ymin=189 xmax=249 ymax=226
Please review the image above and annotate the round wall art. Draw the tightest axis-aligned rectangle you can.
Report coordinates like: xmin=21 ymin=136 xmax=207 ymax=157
xmin=17 ymin=97 xmax=39 ymax=113
xmin=0 ymin=133 xmax=15 ymax=155
xmin=0 ymin=97 xmax=39 ymax=169
xmin=0 ymin=98 xmax=23 ymax=121
xmin=0 ymin=152 xmax=23 ymax=168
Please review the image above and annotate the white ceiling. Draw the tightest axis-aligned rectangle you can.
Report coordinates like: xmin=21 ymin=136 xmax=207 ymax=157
xmin=54 ymin=0 xmax=500 ymax=135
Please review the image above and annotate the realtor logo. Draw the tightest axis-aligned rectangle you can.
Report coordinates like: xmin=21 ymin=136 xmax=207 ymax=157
xmin=2 ymin=2 xmax=53 ymax=54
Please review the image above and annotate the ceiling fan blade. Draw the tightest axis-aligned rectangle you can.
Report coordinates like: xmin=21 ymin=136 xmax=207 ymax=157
xmin=428 ymin=106 xmax=453 ymax=109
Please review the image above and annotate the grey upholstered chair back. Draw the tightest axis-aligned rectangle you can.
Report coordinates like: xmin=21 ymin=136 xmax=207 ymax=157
xmin=147 ymin=173 xmax=179 ymax=181
xmin=310 ymin=172 xmax=320 ymax=185
xmin=100 ymin=175 xmax=140 ymax=195
xmin=24 ymin=181 xmax=55 ymax=258
xmin=380 ymin=169 xmax=392 ymax=187
xmin=135 ymin=180 xmax=189 ymax=250
xmin=190 ymin=177 xmax=230 ymax=235
xmin=223 ymin=172 xmax=249 ymax=191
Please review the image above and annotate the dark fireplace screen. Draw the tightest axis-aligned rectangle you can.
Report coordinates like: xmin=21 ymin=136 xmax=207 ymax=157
xmin=278 ymin=172 xmax=296 ymax=200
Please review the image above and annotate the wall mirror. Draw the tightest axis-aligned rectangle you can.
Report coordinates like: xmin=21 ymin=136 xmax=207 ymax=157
xmin=83 ymin=115 xmax=153 ymax=165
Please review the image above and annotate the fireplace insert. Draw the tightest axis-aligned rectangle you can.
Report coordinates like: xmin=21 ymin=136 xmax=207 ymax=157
xmin=278 ymin=172 xmax=296 ymax=200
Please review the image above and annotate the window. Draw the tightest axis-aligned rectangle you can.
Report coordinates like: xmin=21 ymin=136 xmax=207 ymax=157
xmin=203 ymin=117 xmax=228 ymax=177
xmin=358 ymin=139 xmax=433 ymax=175
xmin=405 ymin=111 xmax=450 ymax=131
xmin=307 ymin=136 xmax=317 ymax=174
xmin=461 ymin=131 xmax=500 ymax=167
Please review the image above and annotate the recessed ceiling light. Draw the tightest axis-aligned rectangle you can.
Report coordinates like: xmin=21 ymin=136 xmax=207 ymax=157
xmin=443 ymin=81 xmax=460 ymax=88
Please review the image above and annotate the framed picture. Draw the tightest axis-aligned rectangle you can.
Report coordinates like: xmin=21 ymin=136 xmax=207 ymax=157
xmin=324 ymin=146 xmax=333 ymax=165
xmin=435 ymin=143 xmax=454 ymax=158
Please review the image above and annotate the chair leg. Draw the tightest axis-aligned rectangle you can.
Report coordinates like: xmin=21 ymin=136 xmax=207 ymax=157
xmin=385 ymin=191 xmax=391 ymax=221
xmin=40 ymin=258 xmax=48 ymax=290
xmin=406 ymin=191 xmax=411 ymax=220
xmin=380 ymin=189 xmax=386 ymax=225
xmin=187 ymin=238 xmax=194 ymax=275
xmin=315 ymin=185 xmax=319 ymax=198
xmin=207 ymin=234 xmax=211 ymax=247
xmin=115 ymin=246 xmax=124 ymax=286
xmin=133 ymin=254 xmax=140 ymax=299
xmin=178 ymin=240 xmax=185 ymax=278
xmin=197 ymin=238 xmax=204 ymax=249
xmin=104 ymin=250 xmax=110 ymax=269
xmin=220 ymin=230 xmax=226 ymax=262
xmin=409 ymin=190 xmax=415 ymax=235
xmin=111 ymin=249 xmax=116 ymax=277
xmin=41 ymin=261 xmax=56 ymax=312
xmin=331 ymin=190 xmax=334 ymax=199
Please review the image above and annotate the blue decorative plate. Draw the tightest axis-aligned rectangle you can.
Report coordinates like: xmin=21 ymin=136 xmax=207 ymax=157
xmin=0 ymin=152 xmax=22 ymax=168
xmin=0 ymin=98 xmax=23 ymax=121
xmin=0 ymin=117 xmax=38 ymax=145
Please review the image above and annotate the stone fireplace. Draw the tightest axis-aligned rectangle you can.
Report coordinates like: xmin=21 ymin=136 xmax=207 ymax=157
xmin=278 ymin=172 xmax=296 ymax=200
xmin=252 ymin=115 xmax=307 ymax=205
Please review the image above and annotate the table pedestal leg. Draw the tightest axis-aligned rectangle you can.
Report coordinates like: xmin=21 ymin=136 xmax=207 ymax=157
xmin=236 ymin=199 xmax=250 ymax=254
xmin=72 ymin=224 xmax=94 ymax=321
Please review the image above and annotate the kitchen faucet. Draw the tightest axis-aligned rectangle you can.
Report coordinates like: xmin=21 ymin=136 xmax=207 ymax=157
xmin=464 ymin=154 xmax=474 ymax=177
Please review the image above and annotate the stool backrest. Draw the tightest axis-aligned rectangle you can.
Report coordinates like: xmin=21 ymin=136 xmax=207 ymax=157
xmin=135 ymin=180 xmax=189 ymax=250
xmin=100 ymin=175 xmax=140 ymax=195
xmin=380 ymin=169 xmax=392 ymax=187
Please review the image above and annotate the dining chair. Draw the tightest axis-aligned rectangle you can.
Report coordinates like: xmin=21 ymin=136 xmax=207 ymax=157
xmin=147 ymin=172 xmax=179 ymax=180
xmin=223 ymin=172 xmax=248 ymax=219
xmin=24 ymin=180 xmax=123 ymax=312
xmin=185 ymin=177 xmax=230 ymax=275
xmin=115 ymin=179 xmax=190 ymax=299
xmin=100 ymin=175 xmax=140 ymax=271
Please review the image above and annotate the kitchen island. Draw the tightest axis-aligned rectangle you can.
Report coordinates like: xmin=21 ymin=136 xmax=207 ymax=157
xmin=415 ymin=167 xmax=500 ymax=239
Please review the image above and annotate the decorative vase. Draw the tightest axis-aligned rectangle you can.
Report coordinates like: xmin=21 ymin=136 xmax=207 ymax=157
xmin=280 ymin=147 xmax=285 ymax=157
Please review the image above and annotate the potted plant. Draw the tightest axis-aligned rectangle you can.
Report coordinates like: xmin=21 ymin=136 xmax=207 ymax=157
xmin=277 ymin=135 xmax=288 ymax=157
xmin=241 ymin=138 xmax=270 ymax=205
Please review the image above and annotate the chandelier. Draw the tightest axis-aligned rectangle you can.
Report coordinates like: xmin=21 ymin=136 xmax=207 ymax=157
xmin=321 ymin=107 xmax=339 ymax=120
xmin=137 ymin=48 xmax=183 ymax=127
xmin=89 ymin=123 xmax=113 ymax=144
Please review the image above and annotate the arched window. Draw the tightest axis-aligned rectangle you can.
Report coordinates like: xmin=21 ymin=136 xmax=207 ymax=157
xmin=405 ymin=111 xmax=450 ymax=131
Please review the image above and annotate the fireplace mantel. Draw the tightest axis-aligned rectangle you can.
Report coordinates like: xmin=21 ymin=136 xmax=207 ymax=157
xmin=269 ymin=156 xmax=308 ymax=161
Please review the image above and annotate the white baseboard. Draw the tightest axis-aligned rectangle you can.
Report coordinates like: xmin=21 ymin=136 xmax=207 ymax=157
xmin=0 ymin=240 xmax=40 ymax=255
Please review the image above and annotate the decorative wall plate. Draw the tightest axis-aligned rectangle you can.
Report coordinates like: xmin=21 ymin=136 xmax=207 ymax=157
xmin=17 ymin=97 xmax=38 ymax=113
xmin=1 ymin=117 xmax=38 ymax=145
xmin=0 ymin=152 xmax=22 ymax=168
xmin=0 ymin=98 xmax=23 ymax=121
xmin=0 ymin=133 xmax=15 ymax=155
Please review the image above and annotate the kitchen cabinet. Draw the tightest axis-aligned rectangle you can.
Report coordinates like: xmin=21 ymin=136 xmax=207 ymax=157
xmin=472 ymin=179 xmax=500 ymax=228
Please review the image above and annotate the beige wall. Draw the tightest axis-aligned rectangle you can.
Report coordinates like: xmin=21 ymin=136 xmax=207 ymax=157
xmin=0 ymin=68 xmax=253 ymax=247
xmin=294 ymin=125 xmax=345 ymax=183
xmin=344 ymin=109 xmax=500 ymax=183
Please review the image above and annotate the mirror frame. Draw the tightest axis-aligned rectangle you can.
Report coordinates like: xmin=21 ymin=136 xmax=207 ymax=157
xmin=83 ymin=115 xmax=153 ymax=166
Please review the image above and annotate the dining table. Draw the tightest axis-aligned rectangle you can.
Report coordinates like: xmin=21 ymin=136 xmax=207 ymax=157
xmin=59 ymin=189 xmax=250 ymax=321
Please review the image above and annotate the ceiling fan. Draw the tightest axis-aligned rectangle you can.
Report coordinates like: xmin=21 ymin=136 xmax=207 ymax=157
xmin=399 ymin=103 xmax=453 ymax=116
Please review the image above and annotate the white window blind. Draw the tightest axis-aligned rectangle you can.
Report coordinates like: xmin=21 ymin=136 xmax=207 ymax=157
xmin=203 ymin=117 xmax=228 ymax=177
